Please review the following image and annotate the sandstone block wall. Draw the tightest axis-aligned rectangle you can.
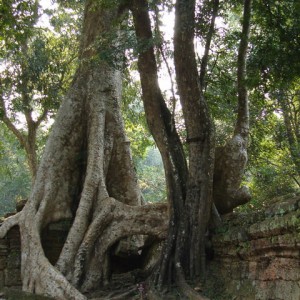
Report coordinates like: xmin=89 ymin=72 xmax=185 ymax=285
xmin=0 ymin=220 xmax=71 ymax=290
xmin=207 ymin=195 xmax=300 ymax=300
xmin=0 ymin=226 xmax=21 ymax=289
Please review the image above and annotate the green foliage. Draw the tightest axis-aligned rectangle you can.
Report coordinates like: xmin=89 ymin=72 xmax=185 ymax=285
xmin=243 ymin=111 xmax=299 ymax=210
xmin=2 ymin=32 xmax=73 ymax=114
xmin=0 ymin=125 xmax=31 ymax=215
xmin=136 ymin=147 xmax=166 ymax=203
xmin=250 ymin=0 xmax=300 ymax=83
xmin=245 ymin=0 xmax=300 ymax=196
xmin=0 ymin=0 xmax=39 ymax=51
xmin=0 ymin=0 xmax=81 ymax=212
xmin=1 ymin=2 xmax=80 ymax=122
xmin=122 ymin=72 xmax=153 ymax=160
xmin=56 ymin=0 xmax=85 ymax=9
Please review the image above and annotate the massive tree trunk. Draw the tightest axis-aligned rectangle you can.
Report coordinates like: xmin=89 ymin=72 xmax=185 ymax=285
xmin=0 ymin=2 xmax=168 ymax=299
xmin=130 ymin=0 xmax=188 ymax=288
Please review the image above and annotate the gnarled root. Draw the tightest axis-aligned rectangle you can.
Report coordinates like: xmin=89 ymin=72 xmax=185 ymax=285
xmin=0 ymin=212 xmax=21 ymax=238
xmin=0 ymin=198 xmax=168 ymax=299
xmin=175 ymin=263 xmax=210 ymax=300
xmin=144 ymin=261 xmax=210 ymax=300
xmin=72 ymin=197 xmax=168 ymax=292
xmin=0 ymin=207 xmax=87 ymax=299
xmin=213 ymin=134 xmax=251 ymax=214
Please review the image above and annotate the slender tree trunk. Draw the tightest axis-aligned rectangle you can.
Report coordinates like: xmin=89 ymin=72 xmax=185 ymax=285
xmin=1 ymin=8 xmax=43 ymax=182
xmin=199 ymin=0 xmax=220 ymax=89
xmin=174 ymin=0 xmax=215 ymax=282
xmin=24 ymin=121 xmax=38 ymax=181
xmin=131 ymin=1 xmax=213 ymax=299
xmin=130 ymin=0 xmax=188 ymax=288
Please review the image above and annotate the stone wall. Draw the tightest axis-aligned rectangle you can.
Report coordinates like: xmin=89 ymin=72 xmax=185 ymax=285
xmin=0 ymin=221 xmax=71 ymax=290
xmin=0 ymin=195 xmax=299 ymax=299
xmin=0 ymin=226 xmax=21 ymax=289
xmin=206 ymin=194 xmax=300 ymax=300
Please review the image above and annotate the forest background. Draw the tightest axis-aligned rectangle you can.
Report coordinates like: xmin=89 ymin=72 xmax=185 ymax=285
xmin=0 ymin=0 xmax=299 ymax=216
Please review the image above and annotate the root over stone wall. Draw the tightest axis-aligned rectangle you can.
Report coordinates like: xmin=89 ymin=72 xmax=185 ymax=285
xmin=0 ymin=194 xmax=299 ymax=299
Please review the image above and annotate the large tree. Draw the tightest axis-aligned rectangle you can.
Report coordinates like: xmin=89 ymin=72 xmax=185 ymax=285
xmin=0 ymin=0 xmax=252 ymax=299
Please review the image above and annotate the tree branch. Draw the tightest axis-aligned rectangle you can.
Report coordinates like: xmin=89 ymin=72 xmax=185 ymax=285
xmin=36 ymin=108 xmax=49 ymax=128
xmin=278 ymin=91 xmax=300 ymax=175
xmin=199 ymin=0 xmax=220 ymax=89
xmin=0 ymin=93 xmax=27 ymax=148
xmin=0 ymin=213 xmax=21 ymax=238
xmin=153 ymin=6 xmax=177 ymax=117
xmin=129 ymin=0 xmax=188 ymax=192
xmin=234 ymin=0 xmax=252 ymax=139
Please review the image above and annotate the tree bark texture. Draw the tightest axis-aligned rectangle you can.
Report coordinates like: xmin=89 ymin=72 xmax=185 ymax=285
xmin=130 ymin=0 xmax=188 ymax=288
xmin=173 ymin=0 xmax=215 ymax=281
xmin=132 ymin=0 xmax=251 ymax=293
xmin=0 ymin=2 xmax=168 ymax=299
